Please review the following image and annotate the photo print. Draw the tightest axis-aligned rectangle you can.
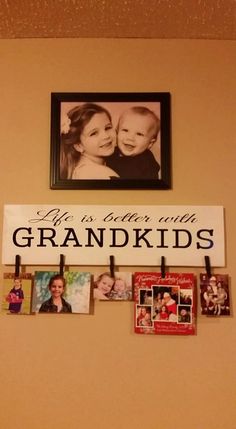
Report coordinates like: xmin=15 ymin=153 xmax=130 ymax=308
xmin=93 ymin=271 xmax=133 ymax=301
xmin=200 ymin=274 xmax=230 ymax=316
xmin=2 ymin=272 xmax=33 ymax=315
xmin=178 ymin=306 xmax=192 ymax=324
xmin=136 ymin=305 xmax=153 ymax=328
xmin=32 ymin=271 xmax=91 ymax=314
xmin=139 ymin=289 xmax=153 ymax=305
xmin=152 ymin=285 xmax=179 ymax=322
xmin=50 ymin=92 xmax=171 ymax=190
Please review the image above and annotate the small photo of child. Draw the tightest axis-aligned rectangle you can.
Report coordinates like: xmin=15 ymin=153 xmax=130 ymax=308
xmin=178 ymin=306 xmax=192 ymax=324
xmin=93 ymin=272 xmax=133 ymax=301
xmin=2 ymin=273 xmax=32 ymax=315
xmin=136 ymin=305 xmax=153 ymax=327
xmin=200 ymin=274 xmax=230 ymax=316
xmin=139 ymin=289 xmax=153 ymax=305
xmin=180 ymin=289 xmax=193 ymax=305
xmin=159 ymin=304 xmax=169 ymax=321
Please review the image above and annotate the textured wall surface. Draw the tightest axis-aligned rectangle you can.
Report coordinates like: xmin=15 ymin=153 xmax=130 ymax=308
xmin=0 ymin=0 xmax=236 ymax=39
xmin=0 ymin=38 xmax=236 ymax=429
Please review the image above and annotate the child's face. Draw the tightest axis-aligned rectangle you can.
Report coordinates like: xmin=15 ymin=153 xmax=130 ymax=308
xmin=97 ymin=275 xmax=114 ymax=294
xmin=114 ymin=279 xmax=126 ymax=292
xmin=209 ymin=277 xmax=216 ymax=287
xmin=49 ymin=278 xmax=65 ymax=298
xmin=14 ymin=279 xmax=21 ymax=289
xmin=117 ymin=112 xmax=156 ymax=157
xmin=141 ymin=307 xmax=147 ymax=316
xmin=75 ymin=113 xmax=116 ymax=160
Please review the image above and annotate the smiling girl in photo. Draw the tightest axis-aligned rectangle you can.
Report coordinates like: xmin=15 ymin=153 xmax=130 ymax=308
xmin=93 ymin=272 xmax=115 ymax=300
xmin=60 ymin=103 xmax=119 ymax=180
xmin=39 ymin=274 xmax=72 ymax=313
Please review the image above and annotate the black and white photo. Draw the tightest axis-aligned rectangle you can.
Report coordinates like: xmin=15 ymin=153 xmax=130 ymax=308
xmin=50 ymin=92 xmax=171 ymax=189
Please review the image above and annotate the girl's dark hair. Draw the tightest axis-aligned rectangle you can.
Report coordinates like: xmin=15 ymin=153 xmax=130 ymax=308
xmin=60 ymin=103 xmax=112 ymax=179
xmin=161 ymin=304 xmax=168 ymax=313
xmin=48 ymin=274 xmax=66 ymax=290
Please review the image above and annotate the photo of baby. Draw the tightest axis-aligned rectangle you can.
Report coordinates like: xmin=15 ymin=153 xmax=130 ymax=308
xmin=106 ymin=106 xmax=160 ymax=179
xmin=93 ymin=271 xmax=133 ymax=301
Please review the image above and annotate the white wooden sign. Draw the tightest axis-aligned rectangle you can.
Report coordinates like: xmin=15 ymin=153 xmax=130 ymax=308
xmin=2 ymin=205 xmax=225 ymax=267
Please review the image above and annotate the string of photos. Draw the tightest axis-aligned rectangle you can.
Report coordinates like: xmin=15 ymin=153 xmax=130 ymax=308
xmin=1 ymin=254 xmax=230 ymax=336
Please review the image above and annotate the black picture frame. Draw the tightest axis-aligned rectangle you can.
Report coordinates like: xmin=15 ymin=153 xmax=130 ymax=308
xmin=50 ymin=92 xmax=171 ymax=190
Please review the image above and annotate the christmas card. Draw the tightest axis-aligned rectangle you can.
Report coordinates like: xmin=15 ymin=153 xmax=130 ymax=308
xmin=134 ymin=272 xmax=196 ymax=335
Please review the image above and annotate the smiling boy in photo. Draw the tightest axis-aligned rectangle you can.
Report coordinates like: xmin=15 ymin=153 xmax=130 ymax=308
xmin=107 ymin=106 xmax=160 ymax=179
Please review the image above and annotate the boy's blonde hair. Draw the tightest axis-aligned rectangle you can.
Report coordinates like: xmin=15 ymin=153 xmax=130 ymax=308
xmin=118 ymin=106 xmax=160 ymax=139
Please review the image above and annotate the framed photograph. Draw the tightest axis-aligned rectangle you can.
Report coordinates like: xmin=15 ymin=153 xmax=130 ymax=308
xmin=50 ymin=92 xmax=171 ymax=189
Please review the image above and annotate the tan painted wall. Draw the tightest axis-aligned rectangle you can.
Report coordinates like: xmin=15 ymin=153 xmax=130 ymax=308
xmin=0 ymin=39 xmax=235 ymax=429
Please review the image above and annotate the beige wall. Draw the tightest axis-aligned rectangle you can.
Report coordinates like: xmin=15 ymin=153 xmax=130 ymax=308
xmin=0 ymin=39 xmax=235 ymax=429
